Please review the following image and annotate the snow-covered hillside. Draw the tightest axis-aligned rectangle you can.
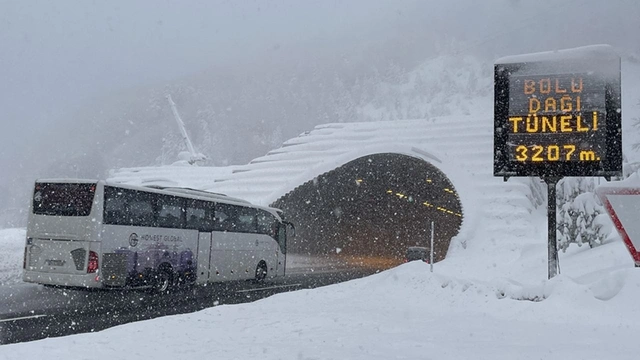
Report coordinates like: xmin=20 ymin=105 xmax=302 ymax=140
xmin=357 ymin=53 xmax=494 ymax=120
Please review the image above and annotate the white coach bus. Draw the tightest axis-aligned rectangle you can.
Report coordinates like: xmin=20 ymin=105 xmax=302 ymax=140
xmin=23 ymin=179 xmax=293 ymax=292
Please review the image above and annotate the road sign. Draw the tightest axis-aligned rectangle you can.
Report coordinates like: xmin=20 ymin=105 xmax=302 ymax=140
xmin=494 ymin=45 xmax=622 ymax=179
xmin=596 ymin=185 xmax=640 ymax=267
xmin=493 ymin=44 xmax=624 ymax=280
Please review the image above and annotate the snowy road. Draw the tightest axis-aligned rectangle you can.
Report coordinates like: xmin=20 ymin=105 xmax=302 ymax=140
xmin=0 ymin=228 xmax=387 ymax=344
xmin=0 ymin=267 xmax=377 ymax=345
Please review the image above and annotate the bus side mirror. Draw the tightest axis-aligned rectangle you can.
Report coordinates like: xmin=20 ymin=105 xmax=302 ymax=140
xmin=283 ymin=221 xmax=295 ymax=239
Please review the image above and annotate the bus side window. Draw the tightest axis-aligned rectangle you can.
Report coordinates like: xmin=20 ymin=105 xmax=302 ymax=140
xmin=235 ymin=207 xmax=257 ymax=233
xmin=186 ymin=200 xmax=209 ymax=231
xmin=157 ymin=195 xmax=185 ymax=229
xmin=214 ymin=204 xmax=257 ymax=233
xmin=104 ymin=188 xmax=126 ymax=225
xmin=128 ymin=197 xmax=155 ymax=227
xmin=214 ymin=204 xmax=233 ymax=232
xmin=257 ymin=211 xmax=276 ymax=239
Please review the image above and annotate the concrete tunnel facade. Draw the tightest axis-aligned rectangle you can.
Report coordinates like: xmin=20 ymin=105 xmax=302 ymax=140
xmin=272 ymin=153 xmax=463 ymax=266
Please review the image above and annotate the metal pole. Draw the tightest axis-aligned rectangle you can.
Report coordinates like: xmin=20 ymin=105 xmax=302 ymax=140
xmin=545 ymin=177 xmax=560 ymax=279
xmin=430 ymin=221 xmax=434 ymax=273
xmin=166 ymin=94 xmax=198 ymax=157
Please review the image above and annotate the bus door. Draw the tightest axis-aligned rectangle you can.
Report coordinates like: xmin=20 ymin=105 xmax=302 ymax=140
xmin=279 ymin=221 xmax=294 ymax=277
xmin=196 ymin=232 xmax=212 ymax=284
xmin=274 ymin=225 xmax=285 ymax=276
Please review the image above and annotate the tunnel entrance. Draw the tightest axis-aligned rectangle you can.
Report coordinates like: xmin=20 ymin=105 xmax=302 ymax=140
xmin=272 ymin=153 xmax=463 ymax=270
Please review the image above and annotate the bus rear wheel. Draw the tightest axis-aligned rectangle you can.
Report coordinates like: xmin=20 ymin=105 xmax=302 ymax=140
xmin=153 ymin=268 xmax=173 ymax=294
xmin=255 ymin=261 xmax=267 ymax=282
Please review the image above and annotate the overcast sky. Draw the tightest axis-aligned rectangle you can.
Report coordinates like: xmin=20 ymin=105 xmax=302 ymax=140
xmin=1 ymin=0 xmax=639 ymax=187
xmin=0 ymin=0 xmax=404 ymax=171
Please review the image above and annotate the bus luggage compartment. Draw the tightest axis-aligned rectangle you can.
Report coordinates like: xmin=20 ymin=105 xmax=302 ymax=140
xmin=101 ymin=252 xmax=129 ymax=287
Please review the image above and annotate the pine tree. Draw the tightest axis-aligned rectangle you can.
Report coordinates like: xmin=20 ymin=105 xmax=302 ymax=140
xmin=557 ymin=178 xmax=609 ymax=251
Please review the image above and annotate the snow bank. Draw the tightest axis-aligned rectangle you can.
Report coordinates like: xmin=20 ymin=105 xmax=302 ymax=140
xmin=0 ymin=229 xmax=24 ymax=286
xmin=2 ymin=249 xmax=639 ymax=360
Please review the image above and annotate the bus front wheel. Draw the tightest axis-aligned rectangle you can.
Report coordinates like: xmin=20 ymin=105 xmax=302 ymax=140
xmin=255 ymin=261 xmax=267 ymax=282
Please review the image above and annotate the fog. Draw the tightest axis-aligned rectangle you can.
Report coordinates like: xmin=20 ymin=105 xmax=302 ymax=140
xmin=1 ymin=0 xmax=639 ymax=226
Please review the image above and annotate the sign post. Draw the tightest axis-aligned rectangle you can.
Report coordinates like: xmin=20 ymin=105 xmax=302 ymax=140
xmin=430 ymin=221 xmax=434 ymax=273
xmin=493 ymin=45 xmax=622 ymax=279
xmin=545 ymin=177 xmax=560 ymax=277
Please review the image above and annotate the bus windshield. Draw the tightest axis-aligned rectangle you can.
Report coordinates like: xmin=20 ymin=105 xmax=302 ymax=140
xmin=32 ymin=182 xmax=96 ymax=216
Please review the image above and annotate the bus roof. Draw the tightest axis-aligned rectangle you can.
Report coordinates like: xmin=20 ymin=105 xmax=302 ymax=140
xmin=35 ymin=178 xmax=98 ymax=184
xmin=33 ymin=179 xmax=284 ymax=217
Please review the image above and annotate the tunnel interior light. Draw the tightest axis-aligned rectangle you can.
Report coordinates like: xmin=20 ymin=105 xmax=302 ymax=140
xmin=436 ymin=206 xmax=462 ymax=217
xmin=385 ymin=187 xmax=462 ymax=217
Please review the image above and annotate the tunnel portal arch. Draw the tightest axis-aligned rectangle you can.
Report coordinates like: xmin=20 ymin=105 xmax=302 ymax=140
xmin=272 ymin=153 xmax=463 ymax=268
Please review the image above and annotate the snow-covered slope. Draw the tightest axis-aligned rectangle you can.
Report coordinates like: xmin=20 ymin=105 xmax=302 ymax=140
xmin=111 ymin=116 xmax=542 ymax=254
